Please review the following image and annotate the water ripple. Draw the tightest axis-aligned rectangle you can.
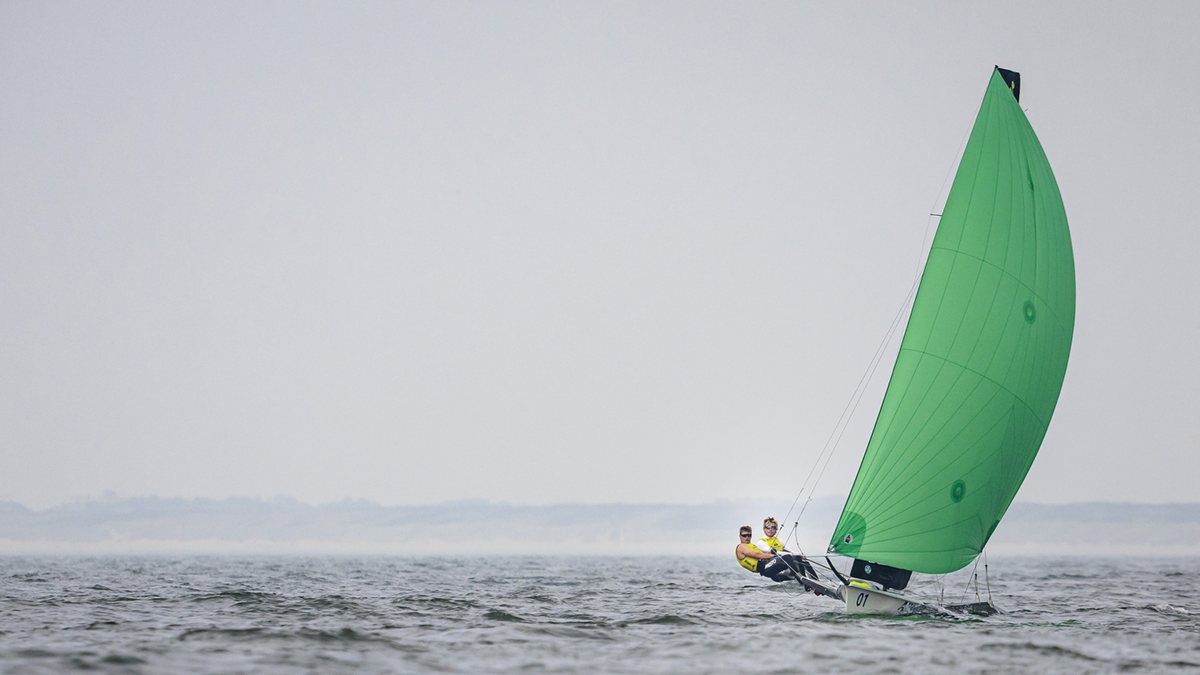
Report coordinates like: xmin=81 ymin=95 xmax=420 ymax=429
xmin=0 ymin=556 xmax=1195 ymax=674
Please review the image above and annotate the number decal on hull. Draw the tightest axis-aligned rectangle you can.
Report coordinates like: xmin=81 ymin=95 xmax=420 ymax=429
xmin=856 ymin=592 xmax=867 ymax=607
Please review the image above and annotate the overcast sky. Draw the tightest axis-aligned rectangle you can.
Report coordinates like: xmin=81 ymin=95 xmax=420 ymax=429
xmin=1 ymin=1 xmax=1196 ymax=509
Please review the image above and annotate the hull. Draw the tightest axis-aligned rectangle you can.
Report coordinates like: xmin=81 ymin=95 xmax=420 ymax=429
xmin=945 ymin=600 xmax=998 ymax=616
xmin=843 ymin=584 xmax=928 ymax=616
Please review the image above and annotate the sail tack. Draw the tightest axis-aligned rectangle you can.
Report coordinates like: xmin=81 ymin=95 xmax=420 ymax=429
xmin=829 ymin=68 xmax=1076 ymax=574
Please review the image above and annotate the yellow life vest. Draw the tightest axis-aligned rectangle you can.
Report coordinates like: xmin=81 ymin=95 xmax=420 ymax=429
xmin=737 ymin=542 xmax=762 ymax=572
xmin=761 ymin=536 xmax=785 ymax=552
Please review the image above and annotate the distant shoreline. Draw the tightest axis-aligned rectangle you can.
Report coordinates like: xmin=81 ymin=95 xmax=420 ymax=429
xmin=1 ymin=496 xmax=1198 ymax=556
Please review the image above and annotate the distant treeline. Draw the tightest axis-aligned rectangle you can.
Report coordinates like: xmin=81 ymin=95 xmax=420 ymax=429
xmin=0 ymin=496 xmax=1197 ymax=555
xmin=1005 ymin=502 xmax=1200 ymax=524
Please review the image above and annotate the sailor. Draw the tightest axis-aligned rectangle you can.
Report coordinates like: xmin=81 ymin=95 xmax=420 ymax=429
xmin=756 ymin=517 xmax=818 ymax=580
xmin=736 ymin=525 xmax=795 ymax=582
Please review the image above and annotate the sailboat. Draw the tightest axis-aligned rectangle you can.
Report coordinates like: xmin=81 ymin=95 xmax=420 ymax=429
xmin=801 ymin=67 xmax=1075 ymax=615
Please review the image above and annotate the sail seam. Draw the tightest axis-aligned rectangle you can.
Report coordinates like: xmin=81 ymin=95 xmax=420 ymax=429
xmin=895 ymin=347 xmax=1050 ymax=429
xmin=926 ymin=246 xmax=1071 ymax=338
xmin=860 ymin=405 xmax=1037 ymax=543
xmin=855 ymin=375 xmax=1008 ymax=522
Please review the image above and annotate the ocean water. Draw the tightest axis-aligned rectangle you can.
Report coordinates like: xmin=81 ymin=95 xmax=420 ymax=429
xmin=0 ymin=556 xmax=1196 ymax=674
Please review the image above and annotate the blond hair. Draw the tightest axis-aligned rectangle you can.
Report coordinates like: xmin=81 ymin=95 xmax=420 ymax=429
xmin=763 ymin=516 xmax=778 ymax=528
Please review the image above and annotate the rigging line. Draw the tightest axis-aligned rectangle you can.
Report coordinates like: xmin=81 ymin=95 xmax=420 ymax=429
xmin=795 ymin=277 xmax=920 ymax=523
xmin=766 ymin=530 xmax=832 ymax=589
xmin=909 ymin=91 xmax=977 ymax=285
xmin=765 ymin=547 xmax=822 ymax=589
xmin=983 ymin=549 xmax=993 ymax=605
xmin=785 ymin=521 xmax=808 ymax=559
xmin=782 ymin=281 xmax=920 ymax=526
xmin=784 ymin=78 xmax=983 ymax=532
xmin=781 ymin=378 xmax=871 ymax=527
xmin=927 ymin=81 xmax=988 ymax=237
xmin=805 ymin=556 xmax=848 ymax=589
xmin=959 ymin=554 xmax=983 ymax=604
xmin=760 ymin=532 xmax=831 ymax=589
xmin=825 ymin=557 xmax=850 ymax=586
xmin=783 ymin=274 xmax=920 ymax=529
xmin=798 ymin=555 xmax=840 ymax=577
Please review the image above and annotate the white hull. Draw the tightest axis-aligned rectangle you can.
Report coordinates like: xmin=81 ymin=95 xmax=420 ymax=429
xmin=843 ymin=584 xmax=927 ymax=616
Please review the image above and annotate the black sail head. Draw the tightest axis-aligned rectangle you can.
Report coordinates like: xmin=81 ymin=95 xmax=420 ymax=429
xmin=996 ymin=66 xmax=1020 ymax=101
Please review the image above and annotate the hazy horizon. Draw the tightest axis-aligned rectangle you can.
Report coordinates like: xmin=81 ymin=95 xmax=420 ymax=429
xmin=3 ymin=493 xmax=1197 ymax=558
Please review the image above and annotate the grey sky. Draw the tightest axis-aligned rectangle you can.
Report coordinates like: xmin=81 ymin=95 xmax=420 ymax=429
xmin=1 ymin=2 xmax=1196 ymax=508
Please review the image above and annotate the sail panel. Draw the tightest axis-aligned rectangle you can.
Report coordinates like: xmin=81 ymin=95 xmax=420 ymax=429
xmin=829 ymin=69 xmax=1075 ymax=574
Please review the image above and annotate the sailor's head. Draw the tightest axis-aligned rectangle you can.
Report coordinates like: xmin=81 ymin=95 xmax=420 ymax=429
xmin=763 ymin=517 xmax=778 ymax=534
xmin=739 ymin=525 xmax=752 ymax=540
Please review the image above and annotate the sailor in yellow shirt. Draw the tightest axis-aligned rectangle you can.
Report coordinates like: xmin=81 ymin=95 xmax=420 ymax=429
xmin=735 ymin=525 xmax=795 ymax=582
xmin=755 ymin=517 xmax=817 ymax=580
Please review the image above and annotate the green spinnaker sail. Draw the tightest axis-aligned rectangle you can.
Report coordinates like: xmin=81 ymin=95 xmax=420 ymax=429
xmin=828 ymin=68 xmax=1075 ymax=574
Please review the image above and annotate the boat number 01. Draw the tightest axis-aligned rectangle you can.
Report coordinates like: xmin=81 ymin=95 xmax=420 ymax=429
xmin=855 ymin=592 xmax=868 ymax=607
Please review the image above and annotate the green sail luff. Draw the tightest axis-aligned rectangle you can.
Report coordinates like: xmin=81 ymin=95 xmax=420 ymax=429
xmin=828 ymin=69 xmax=1075 ymax=574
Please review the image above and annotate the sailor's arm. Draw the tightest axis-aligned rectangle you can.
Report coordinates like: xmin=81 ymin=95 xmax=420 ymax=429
xmin=736 ymin=543 xmax=776 ymax=560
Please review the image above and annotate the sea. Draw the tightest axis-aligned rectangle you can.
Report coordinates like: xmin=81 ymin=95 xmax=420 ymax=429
xmin=0 ymin=556 xmax=1196 ymax=674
